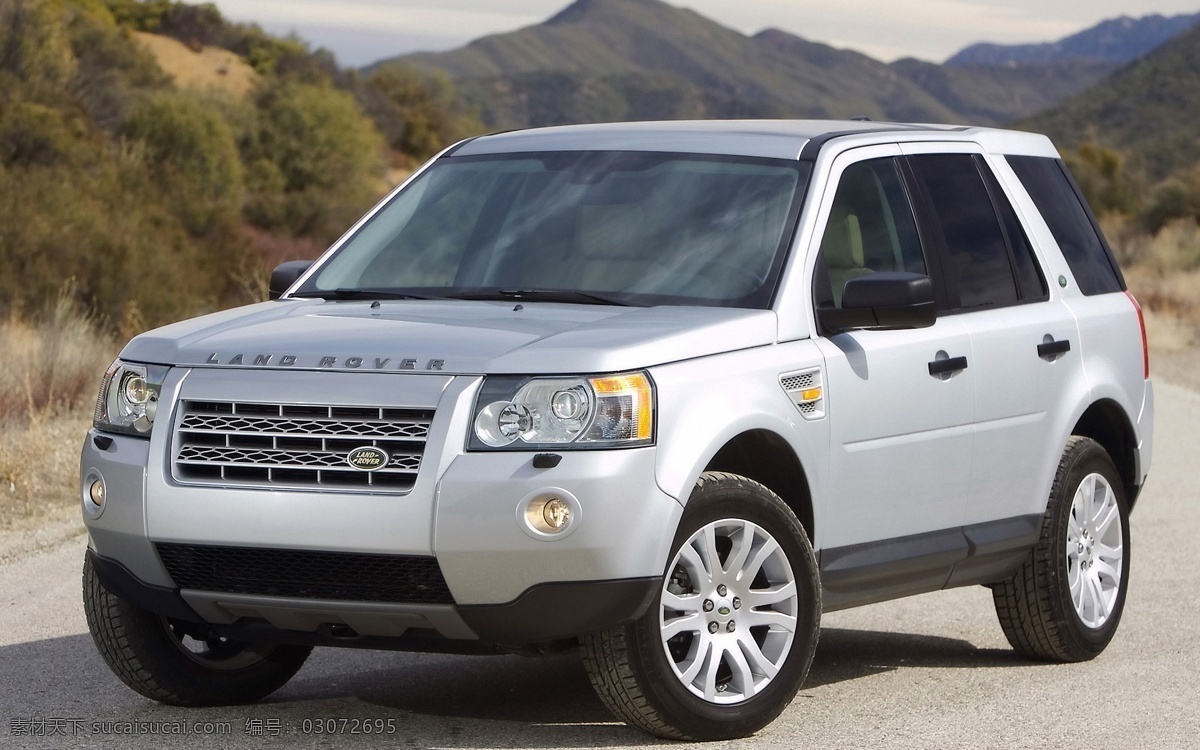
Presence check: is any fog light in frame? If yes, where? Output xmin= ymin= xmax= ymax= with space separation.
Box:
xmin=89 ymin=479 xmax=105 ymax=507
xmin=83 ymin=474 xmax=106 ymax=519
xmin=542 ymin=497 xmax=571 ymax=529
xmin=519 ymin=488 xmax=581 ymax=540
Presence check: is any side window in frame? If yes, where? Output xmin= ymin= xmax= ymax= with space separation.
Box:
xmin=814 ymin=158 xmax=925 ymax=308
xmin=908 ymin=153 xmax=1018 ymax=310
xmin=1007 ymin=155 xmax=1124 ymax=296
xmin=979 ymin=163 xmax=1048 ymax=301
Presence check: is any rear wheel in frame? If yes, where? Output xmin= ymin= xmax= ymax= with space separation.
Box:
xmin=83 ymin=554 xmax=312 ymax=705
xmin=993 ymin=437 xmax=1130 ymax=662
xmin=583 ymin=472 xmax=820 ymax=740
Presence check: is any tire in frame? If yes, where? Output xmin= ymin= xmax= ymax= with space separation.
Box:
xmin=993 ymin=436 xmax=1131 ymax=662
xmin=582 ymin=472 xmax=821 ymax=740
xmin=83 ymin=554 xmax=312 ymax=705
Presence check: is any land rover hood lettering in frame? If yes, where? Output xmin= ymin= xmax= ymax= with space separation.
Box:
xmin=119 ymin=301 xmax=776 ymax=374
xmin=204 ymin=353 xmax=445 ymax=370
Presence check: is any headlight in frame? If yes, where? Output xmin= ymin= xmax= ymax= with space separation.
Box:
xmin=470 ymin=371 xmax=655 ymax=450
xmin=93 ymin=360 xmax=168 ymax=436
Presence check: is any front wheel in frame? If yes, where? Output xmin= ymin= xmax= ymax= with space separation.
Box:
xmin=83 ymin=554 xmax=312 ymax=705
xmin=992 ymin=436 xmax=1131 ymax=662
xmin=582 ymin=472 xmax=821 ymax=740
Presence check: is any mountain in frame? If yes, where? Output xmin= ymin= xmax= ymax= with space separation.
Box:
xmin=947 ymin=13 xmax=1200 ymax=67
xmin=1025 ymin=23 xmax=1200 ymax=182
xmin=888 ymin=57 xmax=1114 ymax=125
xmin=385 ymin=0 xmax=1116 ymax=130
xmin=392 ymin=0 xmax=957 ymax=128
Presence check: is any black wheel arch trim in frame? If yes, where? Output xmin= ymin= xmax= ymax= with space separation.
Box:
xmin=86 ymin=549 xmax=206 ymax=624
xmin=458 ymin=577 xmax=661 ymax=645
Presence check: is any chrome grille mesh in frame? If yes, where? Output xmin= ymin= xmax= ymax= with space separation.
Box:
xmin=173 ymin=401 xmax=433 ymax=492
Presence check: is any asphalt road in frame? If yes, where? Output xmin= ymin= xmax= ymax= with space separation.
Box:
xmin=2 ymin=381 xmax=1197 ymax=750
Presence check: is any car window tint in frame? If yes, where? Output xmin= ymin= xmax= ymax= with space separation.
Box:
xmin=1006 ymin=156 xmax=1124 ymax=296
xmin=979 ymin=160 xmax=1048 ymax=301
xmin=908 ymin=154 xmax=1018 ymax=310
xmin=815 ymin=158 xmax=924 ymax=308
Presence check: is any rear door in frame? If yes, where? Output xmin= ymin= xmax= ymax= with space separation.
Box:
xmin=902 ymin=145 xmax=1083 ymax=580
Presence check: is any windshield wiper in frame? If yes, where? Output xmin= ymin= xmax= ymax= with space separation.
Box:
xmin=289 ymin=288 xmax=439 ymax=301
xmin=449 ymin=289 xmax=631 ymax=306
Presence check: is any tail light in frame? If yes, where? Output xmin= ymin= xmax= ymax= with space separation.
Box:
xmin=1124 ymin=290 xmax=1149 ymax=379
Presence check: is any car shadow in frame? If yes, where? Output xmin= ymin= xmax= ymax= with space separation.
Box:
xmin=1 ymin=628 xmax=1037 ymax=748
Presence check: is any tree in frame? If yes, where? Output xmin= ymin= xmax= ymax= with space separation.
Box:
xmin=244 ymin=79 xmax=385 ymax=239
xmin=122 ymin=90 xmax=244 ymax=236
xmin=364 ymin=63 xmax=484 ymax=162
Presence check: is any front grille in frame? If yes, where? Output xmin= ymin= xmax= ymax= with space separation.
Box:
xmin=156 ymin=543 xmax=454 ymax=603
xmin=173 ymin=400 xmax=433 ymax=492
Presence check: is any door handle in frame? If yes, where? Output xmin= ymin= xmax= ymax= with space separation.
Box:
xmin=1037 ymin=339 xmax=1071 ymax=358
xmin=928 ymin=356 xmax=968 ymax=376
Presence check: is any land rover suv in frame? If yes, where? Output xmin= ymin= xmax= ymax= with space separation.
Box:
xmin=81 ymin=120 xmax=1153 ymax=740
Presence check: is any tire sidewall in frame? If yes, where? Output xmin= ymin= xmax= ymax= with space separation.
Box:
xmin=626 ymin=474 xmax=821 ymax=740
xmin=1046 ymin=440 xmax=1131 ymax=656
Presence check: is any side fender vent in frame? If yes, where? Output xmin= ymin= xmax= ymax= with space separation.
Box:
xmin=779 ymin=368 xmax=825 ymax=421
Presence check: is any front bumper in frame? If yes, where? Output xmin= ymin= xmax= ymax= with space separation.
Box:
xmin=80 ymin=369 xmax=682 ymax=646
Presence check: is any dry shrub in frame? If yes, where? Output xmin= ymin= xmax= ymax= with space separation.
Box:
xmin=0 ymin=414 xmax=93 ymax=528
xmin=1104 ymin=216 xmax=1200 ymax=335
xmin=0 ymin=291 xmax=118 ymax=525
xmin=0 ymin=288 xmax=118 ymax=422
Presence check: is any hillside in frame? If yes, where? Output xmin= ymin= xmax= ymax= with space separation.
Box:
xmin=0 ymin=0 xmax=474 ymax=332
xmin=133 ymin=32 xmax=259 ymax=97
xmin=1025 ymin=22 xmax=1200 ymax=183
xmin=388 ymin=0 xmax=1115 ymax=130
xmin=394 ymin=0 xmax=955 ymax=127
xmin=948 ymin=13 xmax=1200 ymax=66
xmin=390 ymin=0 xmax=958 ymax=126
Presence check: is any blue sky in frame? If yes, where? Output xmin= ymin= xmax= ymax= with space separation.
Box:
xmin=206 ymin=0 xmax=1200 ymax=67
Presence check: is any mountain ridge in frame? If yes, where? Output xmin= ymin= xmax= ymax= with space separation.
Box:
xmin=947 ymin=12 xmax=1200 ymax=67
xmin=1025 ymin=22 xmax=1200 ymax=182
xmin=387 ymin=0 xmax=1114 ymax=130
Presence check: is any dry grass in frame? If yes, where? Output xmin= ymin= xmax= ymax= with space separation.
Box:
xmin=1104 ymin=216 xmax=1200 ymax=352
xmin=133 ymin=31 xmax=259 ymax=98
xmin=0 ymin=295 xmax=118 ymax=529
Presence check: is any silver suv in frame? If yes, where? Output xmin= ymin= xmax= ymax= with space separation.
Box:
xmin=81 ymin=120 xmax=1153 ymax=740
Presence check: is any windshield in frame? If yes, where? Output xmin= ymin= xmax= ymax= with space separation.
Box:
xmin=298 ymin=151 xmax=810 ymax=308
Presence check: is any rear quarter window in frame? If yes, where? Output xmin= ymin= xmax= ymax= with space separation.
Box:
xmin=1006 ymin=156 xmax=1125 ymax=296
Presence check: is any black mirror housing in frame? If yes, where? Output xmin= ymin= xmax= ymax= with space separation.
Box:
xmin=818 ymin=272 xmax=936 ymax=334
xmin=269 ymin=261 xmax=314 ymax=300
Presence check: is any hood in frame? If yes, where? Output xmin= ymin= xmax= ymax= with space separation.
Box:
xmin=121 ymin=299 xmax=779 ymax=375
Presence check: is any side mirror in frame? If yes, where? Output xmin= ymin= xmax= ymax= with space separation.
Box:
xmin=818 ymin=272 xmax=936 ymax=334
xmin=269 ymin=261 xmax=313 ymax=300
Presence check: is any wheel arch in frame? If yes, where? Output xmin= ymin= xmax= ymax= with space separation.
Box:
xmin=703 ymin=430 xmax=815 ymax=545
xmin=1071 ymin=398 xmax=1140 ymax=509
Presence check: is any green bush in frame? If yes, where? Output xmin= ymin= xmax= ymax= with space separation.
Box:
xmin=0 ymin=100 xmax=85 ymax=166
xmin=364 ymin=63 xmax=484 ymax=162
xmin=243 ymin=79 xmax=385 ymax=239
xmin=122 ymin=89 xmax=244 ymax=235
xmin=0 ymin=0 xmax=77 ymax=99
xmin=1064 ymin=143 xmax=1141 ymax=217
xmin=1140 ymin=167 xmax=1200 ymax=234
